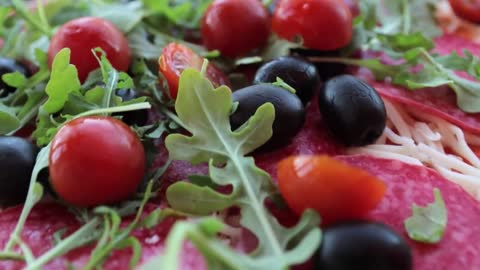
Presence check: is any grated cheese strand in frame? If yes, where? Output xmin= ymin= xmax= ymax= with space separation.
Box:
xmin=350 ymin=100 xmax=480 ymax=199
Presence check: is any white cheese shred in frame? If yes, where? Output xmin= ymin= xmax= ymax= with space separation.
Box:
xmin=349 ymin=100 xmax=480 ymax=199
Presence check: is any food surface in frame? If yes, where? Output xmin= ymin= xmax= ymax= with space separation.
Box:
xmin=1 ymin=0 xmax=480 ymax=270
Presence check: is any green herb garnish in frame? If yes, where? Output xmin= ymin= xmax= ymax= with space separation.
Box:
xmin=160 ymin=67 xmax=321 ymax=269
xmin=404 ymin=188 xmax=447 ymax=244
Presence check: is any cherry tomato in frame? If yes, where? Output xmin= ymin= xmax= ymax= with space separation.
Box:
xmin=48 ymin=17 xmax=131 ymax=82
xmin=201 ymin=0 xmax=271 ymax=57
xmin=158 ymin=43 xmax=231 ymax=99
xmin=449 ymin=0 xmax=480 ymax=24
xmin=49 ymin=116 xmax=146 ymax=207
xmin=272 ymin=0 xmax=353 ymax=51
xmin=277 ymin=155 xmax=386 ymax=225
xmin=343 ymin=0 xmax=360 ymax=17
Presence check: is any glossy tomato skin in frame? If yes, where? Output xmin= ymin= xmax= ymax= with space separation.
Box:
xmin=273 ymin=0 xmax=353 ymax=51
xmin=49 ymin=116 xmax=146 ymax=207
xmin=449 ymin=0 xmax=480 ymax=24
xmin=159 ymin=43 xmax=231 ymax=99
xmin=202 ymin=0 xmax=271 ymax=57
xmin=48 ymin=17 xmax=131 ymax=82
xmin=277 ymin=155 xmax=386 ymax=225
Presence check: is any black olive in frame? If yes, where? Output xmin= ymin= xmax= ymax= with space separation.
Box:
xmin=290 ymin=48 xmax=347 ymax=81
xmin=318 ymin=75 xmax=386 ymax=146
xmin=254 ymin=56 xmax=321 ymax=104
xmin=231 ymin=84 xmax=305 ymax=151
xmin=315 ymin=221 xmax=413 ymax=270
xmin=0 ymin=136 xmax=38 ymax=207
xmin=0 ymin=57 xmax=30 ymax=97
xmin=114 ymin=88 xmax=149 ymax=126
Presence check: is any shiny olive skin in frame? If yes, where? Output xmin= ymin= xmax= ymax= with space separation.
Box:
xmin=0 ymin=57 xmax=29 ymax=97
xmin=318 ymin=75 xmax=386 ymax=146
xmin=231 ymin=84 xmax=305 ymax=150
xmin=114 ymin=88 xmax=148 ymax=126
xmin=0 ymin=136 xmax=38 ymax=206
xmin=254 ymin=56 xmax=321 ymax=104
xmin=315 ymin=221 xmax=413 ymax=270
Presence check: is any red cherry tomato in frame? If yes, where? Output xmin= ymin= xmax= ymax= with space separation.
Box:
xmin=273 ymin=0 xmax=353 ymax=51
xmin=277 ymin=155 xmax=386 ymax=225
xmin=49 ymin=116 xmax=146 ymax=207
xmin=48 ymin=17 xmax=131 ymax=82
xmin=159 ymin=43 xmax=231 ymax=99
xmin=343 ymin=0 xmax=360 ymax=17
xmin=449 ymin=0 xmax=480 ymax=24
xmin=201 ymin=0 xmax=271 ymax=57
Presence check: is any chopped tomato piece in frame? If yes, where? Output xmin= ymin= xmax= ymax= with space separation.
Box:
xmin=449 ymin=0 xmax=480 ymax=24
xmin=158 ymin=43 xmax=231 ymax=99
xmin=277 ymin=155 xmax=387 ymax=225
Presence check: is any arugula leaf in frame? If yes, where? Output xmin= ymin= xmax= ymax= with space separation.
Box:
xmin=142 ymin=210 xmax=320 ymax=270
xmin=167 ymin=182 xmax=234 ymax=215
xmin=2 ymin=71 xmax=28 ymax=89
xmin=164 ymin=68 xmax=320 ymax=269
xmin=82 ymin=181 xmax=156 ymax=270
xmin=0 ymin=103 xmax=20 ymax=134
xmin=92 ymin=1 xmax=144 ymax=33
xmin=43 ymin=48 xmax=81 ymax=114
xmin=404 ymin=188 xmax=447 ymax=244
xmin=142 ymin=0 xmax=212 ymax=29
xmin=25 ymin=218 xmax=102 ymax=270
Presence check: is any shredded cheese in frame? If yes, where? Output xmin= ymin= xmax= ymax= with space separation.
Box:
xmin=350 ymin=100 xmax=480 ymax=199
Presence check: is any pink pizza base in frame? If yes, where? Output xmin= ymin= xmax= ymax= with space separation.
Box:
xmin=1 ymin=99 xmax=479 ymax=269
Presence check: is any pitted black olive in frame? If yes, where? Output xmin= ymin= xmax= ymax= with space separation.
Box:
xmin=318 ymin=75 xmax=386 ymax=146
xmin=0 ymin=136 xmax=38 ymax=207
xmin=0 ymin=57 xmax=30 ymax=97
xmin=254 ymin=56 xmax=321 ymax=104
xmin=114 ymin=88 xmax=149 ymax=126
xmin=290 ymin=48 xmax=347 ymax=81
xmin=231 ymin=84 xmax=305 ymax=150
xmin=314 ymin=221 xmax=413 ymax=270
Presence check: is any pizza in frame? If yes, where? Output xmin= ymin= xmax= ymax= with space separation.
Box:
xmin=0 ymin=0 xmax=480 ymax=270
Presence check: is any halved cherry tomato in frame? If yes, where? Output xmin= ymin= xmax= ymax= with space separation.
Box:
xmin=48 ymin=17 xmax=131 ymax=82
xmin=49 ymin=116 xmax=146 ymax=207
xmin=449 ymin=0 xmax=480 ymax=24
xmin=159 ymin=43 xmax=231 ymax=99
xmin=201 ymin=0 xmax=271 ymax=57
xmin=277 ymin=155 xmax=386 ymax=225
xmin=272 ymin=0 xmax=353 ymax=51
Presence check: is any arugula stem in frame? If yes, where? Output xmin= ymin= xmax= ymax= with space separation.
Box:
xmin=35 ymin=0 xmax=51 ymax=34
xmin=74 ymin=102 xmax=151 ymax=119
xmin=0 ymin=252 xmax=25 ymax=261
xmin=191 ymin=89 xmax=284 ymax=257
xmin=4 ymin=149 xmax=48 ymax=252
xmin=200 ymin=59 xmax=209 ymax=76
xmin=231 ymin=158 xmax=283 ymax=255
xmin=11 ymin=0 xmax=51 ymax=37
xmin=83 ymin=182 xmax=154 ymax=270
xmin=401 ymin=0 xmax=411 ymax=34
xmin=25 ymin=218 xmax=102 ymax=270
xmin=188 ymin=230 xmax=244 ymax=270
xmin=7 ymin=97 xmax=48 ymax=136
xmin=262 ymin=0 xmax=274 ymax=7
xmin=159 ymin=106 xmax=187 ymax=130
